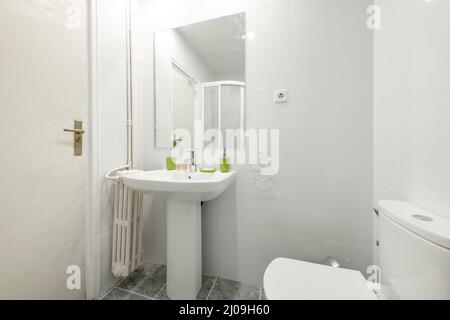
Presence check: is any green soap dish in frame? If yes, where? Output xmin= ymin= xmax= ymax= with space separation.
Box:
xmin=200 ymin=168 xmax=217 ymax=173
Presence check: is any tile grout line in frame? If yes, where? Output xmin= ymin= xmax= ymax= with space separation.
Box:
xmin=113 ymin=276 xmax=127 ymax=290
xmin=114 ymin=286 xmax=155 ymax=300
xmin=154 ymin=283 xmax=167 ymax=300
xmin=205 ymin=277 xmax=218 ymax=301
xmin=98 ymin=286 xmax=115 ymax=300
xmin=99 ymin=276 xmax=127 ymax=300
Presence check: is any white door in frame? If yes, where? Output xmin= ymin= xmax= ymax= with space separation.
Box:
xmin=172 ymin=66 xmax=197 ymax=142
xmin=0 ymin=0 xmax=88 ymax=299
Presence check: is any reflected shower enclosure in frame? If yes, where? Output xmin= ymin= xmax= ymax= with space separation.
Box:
xmin=202 ymin=81 xmax=245 ymax=149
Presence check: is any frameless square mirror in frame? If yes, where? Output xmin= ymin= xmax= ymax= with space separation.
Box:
xmin=154 ymin=13 xmax=246 ymax=150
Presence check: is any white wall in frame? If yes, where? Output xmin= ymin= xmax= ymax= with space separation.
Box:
xmin=136 ymin=0 xmax=374 ymax=286
xmin=216 ymin=70 xmax=246 ymax=82
xmin=91 ymin=0 xmax=129 ymax=296
xmin=373 ymin=0 xmax=450 ymax=262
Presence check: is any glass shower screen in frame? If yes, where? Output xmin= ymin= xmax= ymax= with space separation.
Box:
xmin=201 ymin=81 xmax=245 ymax=150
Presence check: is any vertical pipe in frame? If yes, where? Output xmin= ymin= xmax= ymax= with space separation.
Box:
xmin=123 ymin=0 xmax=134 ymax=275
xmin=125 ymin=0 xmax=133 ymax=168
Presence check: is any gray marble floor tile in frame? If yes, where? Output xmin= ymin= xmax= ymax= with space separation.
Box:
xmin=154 ymin=286 xmax=170 ymax=300
xmin=207 ymin=278 xmax=260 ymax=300
xmin=155 ymin=276 xmax=217 ymax=300
xmin=102 ymin=288 xmax=150 ymax=300
xmin=103 ymin=263 xmax=263 ymax=301
xmin=117 ymin=263 xmax=166 ymax=298
xmin=197 ymin=276 xmax=216 ymax=300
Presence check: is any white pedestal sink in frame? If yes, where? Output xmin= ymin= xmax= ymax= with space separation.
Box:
xmin=122 ymin=170 xmax=235 ymax=300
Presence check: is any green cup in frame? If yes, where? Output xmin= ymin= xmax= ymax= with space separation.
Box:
xmin=166 ymin=157 xmax=176 ymax=171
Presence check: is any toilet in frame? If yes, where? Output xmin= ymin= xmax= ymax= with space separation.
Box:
xmin=264 ymin=201 xmax=450 ymax=300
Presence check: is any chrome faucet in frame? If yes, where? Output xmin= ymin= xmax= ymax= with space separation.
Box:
xmin=190 ymin=150 xmax=197 ymax=172
xmin=172 ymin=134 xmax=183 ymax=148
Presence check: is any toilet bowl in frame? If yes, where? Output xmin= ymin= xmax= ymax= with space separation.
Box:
xmin=264 ymin=201 xmax=450 ymax=300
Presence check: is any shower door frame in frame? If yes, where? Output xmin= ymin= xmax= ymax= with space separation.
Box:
xmin=200 ymin=81 xmax=246 ymax=150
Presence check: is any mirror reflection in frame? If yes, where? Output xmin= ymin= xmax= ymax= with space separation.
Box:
xmin=154 ymin=13 xmax=246 ymax=150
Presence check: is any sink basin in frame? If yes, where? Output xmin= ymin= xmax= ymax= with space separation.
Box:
xmin=122 ymin=170 xmax=235 ymax=201
xmin=122 ymin=170 xmax=236 ymax=300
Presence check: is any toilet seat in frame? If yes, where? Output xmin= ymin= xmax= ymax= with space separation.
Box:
xmin=263 ymin=258 xmax=378 ymax=300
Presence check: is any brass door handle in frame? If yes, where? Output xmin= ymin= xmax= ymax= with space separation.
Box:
xmin=64 ymin=128 xmax=85 ymax=134
xmin=64 ymin=121 xmax=84 ymax=156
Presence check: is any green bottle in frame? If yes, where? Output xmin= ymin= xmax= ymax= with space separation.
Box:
xmin=220 ymin=149 xmax=230 ymax=173
xmin=166 ymin=157 xmax=176 ymax=171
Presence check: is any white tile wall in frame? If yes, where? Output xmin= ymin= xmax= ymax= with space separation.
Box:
xmin=136 ymin=0 xmax=374 ymax=286
xmin=374 ymin=0 xmax=450 ymax=262
xmin=374 ymin=0 xmax=450 ymax=216
xmin=246 ymin=3 xmax=293 ymax=66
xmin=95 ymin=0 xmax=129 ymax=295
xmin=292 ymin=0 xmax=372 ymax=59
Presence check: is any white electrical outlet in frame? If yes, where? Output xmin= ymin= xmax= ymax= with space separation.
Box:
xmin=274 ymin=90 xmax=288 ymax=103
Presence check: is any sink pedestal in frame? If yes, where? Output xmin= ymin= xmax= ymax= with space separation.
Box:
xmin=166 ymin=199 xmax=202 ymax=300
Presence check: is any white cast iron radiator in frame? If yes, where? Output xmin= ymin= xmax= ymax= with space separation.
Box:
xmin=106 ymin=168 xmax=144 ymax=278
